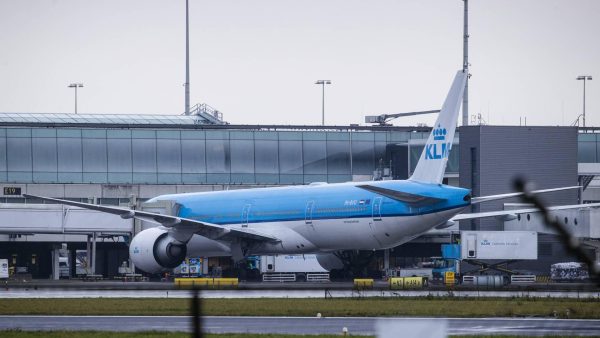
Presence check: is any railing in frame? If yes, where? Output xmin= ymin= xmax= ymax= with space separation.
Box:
xmin=462 ymin=275 xmax=476 ymax=284
xmin=306 ymin=273 xmax=330 ymax=282
xmin=188 ymin=103 xmax=226 ymax=125
xmin=510 ymin=275 xmax=536 ymax=284
xmin=262 ymin=273 xmax=296 ymax=282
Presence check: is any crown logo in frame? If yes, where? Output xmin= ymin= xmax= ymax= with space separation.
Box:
xmin=433 ymin=124 xmax=447 ymax=141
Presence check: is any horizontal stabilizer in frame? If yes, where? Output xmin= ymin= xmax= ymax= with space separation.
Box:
xmin=471 ymin=186 xmax=581 ymax=204
xmin=356 ymin=185 xmax=446 ymax=206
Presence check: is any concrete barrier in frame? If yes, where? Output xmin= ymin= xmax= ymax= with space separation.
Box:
xmin=353 ymin=278 xmax=374 ymax=290
xmin=174 ymin=277 xmax=238 ymax=289
xmin=389 ymin=277 xmax=425 ymax=290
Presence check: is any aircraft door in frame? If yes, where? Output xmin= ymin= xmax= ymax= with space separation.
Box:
xmin=241 ymin=204 xmax=251 ymax=228
xmin=372 ymin=197 xmax=383 ymax=221
xmin=305 ymin=201 xmax=314 ymax=225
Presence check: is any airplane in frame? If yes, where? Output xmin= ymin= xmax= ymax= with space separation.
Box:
xmin=24 ymin=70 xmax=597 ymax=274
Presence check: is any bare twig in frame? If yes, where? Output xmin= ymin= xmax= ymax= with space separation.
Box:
xmin=513 ymin=176 xmax=600 ymax=285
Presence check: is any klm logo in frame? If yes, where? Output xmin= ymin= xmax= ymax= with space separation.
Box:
xmin=425 ymin=125 xmax=451 ymax=160
xmin=481 ymin=239 xmax=491 ymax=246
xmin=433 ymin=126 xmax=447 ymax=141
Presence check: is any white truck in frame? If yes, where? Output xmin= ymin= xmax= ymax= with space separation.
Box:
xmin=459 ymin=231 xmax=538 ymax=284
xmin=260 ymin=254 xmax=329 ymax=282
xmin=399 ymin=267 xmax=433 ymax=279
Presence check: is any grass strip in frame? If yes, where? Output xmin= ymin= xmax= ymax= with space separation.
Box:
xmin=0 ymin=297 xmax=599 ymax=318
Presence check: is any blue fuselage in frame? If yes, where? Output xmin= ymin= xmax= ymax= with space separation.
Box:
xmin=152 ymin=180 xmax=471 ymax=227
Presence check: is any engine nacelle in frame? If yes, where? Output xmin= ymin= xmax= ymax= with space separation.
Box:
xmin=315 ymin=253 xmax=344 ymax=271
xmin=129 ymin=227 xmax=187 ymax=274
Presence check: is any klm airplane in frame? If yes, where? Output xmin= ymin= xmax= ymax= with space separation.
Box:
xmin=25 ymin=70 xmax=588 ymax=273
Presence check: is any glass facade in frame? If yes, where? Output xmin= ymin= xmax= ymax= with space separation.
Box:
xmin=408 ymin=142 xmax=460 ymax=174
xmin=0 ymin=127 xmax=460 ymax=185
xmin=578 ymin=133 xmax=600 ymax=163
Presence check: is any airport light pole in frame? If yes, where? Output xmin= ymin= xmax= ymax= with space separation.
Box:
xmin=315 ymin=80 xmax=331 ymax=125
xmin=184 ymin=0 xmax=190 ymax=115
xmin=68 ymin=83 xmax=83 ymax=114
xmin=462 ymin=0 xmax=470 ymax=126
xmin=577 ymin=75 xmax=592 ymax=127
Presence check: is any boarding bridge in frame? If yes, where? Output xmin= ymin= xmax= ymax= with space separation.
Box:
xmin=0 ymin=203 xmax=133 ymax=280
xmin=503 ymin=203 xmax=600 ymax=239
xmin=423 ymin=204 xmax=600 ymax=239
xmin=0 ymin=203 xmax=133 ymax=235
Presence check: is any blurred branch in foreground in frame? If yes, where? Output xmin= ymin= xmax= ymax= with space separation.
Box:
xmin=513 ymin=176 xmax=600 ymax=286
xmin=191 ymin=287 xmax=203 ymax=338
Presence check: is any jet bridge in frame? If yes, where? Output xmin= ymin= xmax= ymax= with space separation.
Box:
xmin=503 ymin=203 xmax=600 ymax=239
xmin=0 ymin=203 xmax=133 ymax=235
xmin=0 ymin=203 xmax=133 ymax=279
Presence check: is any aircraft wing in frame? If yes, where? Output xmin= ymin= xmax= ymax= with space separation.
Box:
xmin=452 ymin=202 xmax=600 ymax=221
xmin=22 ymin=194 xmax=280 ymax=243
xmin=471 ymin=186 xmax=581 ymax=204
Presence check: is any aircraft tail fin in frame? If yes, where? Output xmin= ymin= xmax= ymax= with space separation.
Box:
xmin=409 ymin=70 xmax=467 ymax=184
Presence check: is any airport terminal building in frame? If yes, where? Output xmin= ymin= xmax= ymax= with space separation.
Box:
xmin=0 ymin=113 xmax=457 ymax=189
xmin=0 ymin=112 xmax=598 ymax=279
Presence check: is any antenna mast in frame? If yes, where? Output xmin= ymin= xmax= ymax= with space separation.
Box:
xmin=462 ymin=0 xmax=469 ymax=126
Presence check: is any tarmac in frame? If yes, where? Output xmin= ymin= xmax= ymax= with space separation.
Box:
xmin=2 ymin=279 xmax=599 ymax=335
xmin=2 ymin=278 xmax=600 ymax=292
xmin=2 ymin=278 xmax=600 ymax=298
xmin=2 ymin=315 xmax=600 ymax=336
xmin=3 ymin=288 xmax=600 ymax=299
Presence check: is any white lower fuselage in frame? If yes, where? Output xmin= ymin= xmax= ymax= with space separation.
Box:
xmin=185 ymin=207 xmax=466 ymax=257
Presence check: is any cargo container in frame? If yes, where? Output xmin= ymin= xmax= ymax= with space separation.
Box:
xmin=0 ymin=259 xmax=8 ymax=279
xmin=260 ymin=254 xmax=329 ymax=282
xmin=460 ymin=231 xmax=538 ymax=260
xmin=550 ymin=262 xmax=589 ymax=282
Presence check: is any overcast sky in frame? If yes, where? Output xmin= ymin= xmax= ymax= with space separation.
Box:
xmin=1 ymin=0 xmax=598 ymax=127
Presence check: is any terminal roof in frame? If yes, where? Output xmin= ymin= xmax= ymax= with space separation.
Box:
xmin=0 ymin=112 xmax=218 ymax=126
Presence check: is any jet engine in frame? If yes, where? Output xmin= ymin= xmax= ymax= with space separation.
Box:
xmin=129 ymin=227 xmax=187 ymax=273
xmin=315 ymin=253 xmax=344 ymax=271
